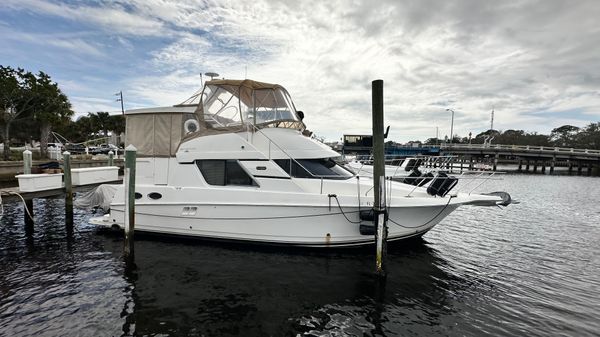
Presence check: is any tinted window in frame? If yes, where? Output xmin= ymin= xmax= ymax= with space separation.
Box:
xmin=274 ymin=159 xmax=353 ymax=180
xmin=196 ymin=160 xmax=256 ymax=186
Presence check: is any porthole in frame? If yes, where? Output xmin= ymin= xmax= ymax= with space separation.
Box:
xmin=148 ymin=192 xmax=162 ymax=200
xmin=135 ymin=192 xmax=142 ymax=199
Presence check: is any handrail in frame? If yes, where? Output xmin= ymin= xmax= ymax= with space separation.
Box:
xmin=246 ymin=123 xmax=350 ymax=180
xmin=439 ymin=143 xmax=600 ymax=155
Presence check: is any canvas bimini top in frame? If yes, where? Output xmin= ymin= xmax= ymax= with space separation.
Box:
xmin=125 ymin=79 xmax=306 ymax=157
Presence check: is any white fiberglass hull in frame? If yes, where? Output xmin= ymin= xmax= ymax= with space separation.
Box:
xmin=88 ymin=184 xmax=493 ymax=247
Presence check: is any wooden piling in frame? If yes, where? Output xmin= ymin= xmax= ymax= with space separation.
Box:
xmin=23 ymin=150 xmax=35 ymax=228
xmin=372 ymin=79 xmax=387 ymax=277
xmin=518 ymin=158 xmax=523 ymax=171
xmin=550 ymin=156 xmax=555 ymax=174
xmin=23 ymin=150 xmax=32 ymax=174
xmin=587 ymin=163 xmax=593 ymax=176
xmin=108 ymin=150 xmax=114 ymax=166
xmin=526 ymin=160 xmax=530 ymax=171
xmin=577 ymin=161 xmax=583 ymax=175
xmin=469 ymin=156 xmax=474 ymax=170
xmin=533 ymin=160 xmax=538 ymax=173
xmin=541 ymin=161 xmax=546 ymax=174
xmin=63 ymin=151 xmax=73 ymax=226
xmin=568 ymin=161 xmax=573 ymax=174
xmin=124 ymin=145 xmax=137 ymax=260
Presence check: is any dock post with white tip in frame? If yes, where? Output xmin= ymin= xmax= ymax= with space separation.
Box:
xmin=63 ymin=151 xmax=73 ymax=226
xmin=23 ymin=150 xmax=34 ymax=228
xmin=123 ymin=145 xmax=137 ymax=259
xmin=372 ymin=79 xmax=388 ymax=277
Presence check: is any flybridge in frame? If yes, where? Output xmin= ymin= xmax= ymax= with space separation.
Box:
xmin=124 ymin=79 xmax=307 ymax=157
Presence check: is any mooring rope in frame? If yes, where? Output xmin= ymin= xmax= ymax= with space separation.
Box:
xmin=329 ymin=194 xmax=362 ymax=224
xmin=1 ymin=191 xmax=35 ymax=223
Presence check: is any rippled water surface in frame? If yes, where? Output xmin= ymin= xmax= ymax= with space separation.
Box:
xmin=1 ymin=174 xmax=599 ymax=336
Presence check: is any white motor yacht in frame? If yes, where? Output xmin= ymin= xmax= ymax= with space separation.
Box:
xmin=90 ymin=79 xmax=508 ymax=247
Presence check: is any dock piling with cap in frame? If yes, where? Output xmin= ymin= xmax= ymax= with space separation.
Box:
xmin=63 ymin=151 xmax=73 ymax=227
xmin=372 ymin=79 xmax=388 ymax=277
xmin=123 ymin=145 xmax=137 ymax=261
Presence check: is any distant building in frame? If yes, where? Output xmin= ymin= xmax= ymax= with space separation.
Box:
xmin=342 ymin=134 xmax=440 ymax=157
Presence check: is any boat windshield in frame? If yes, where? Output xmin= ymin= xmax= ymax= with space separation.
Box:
xmin=200 ymin=81 xmax=300 ymax=129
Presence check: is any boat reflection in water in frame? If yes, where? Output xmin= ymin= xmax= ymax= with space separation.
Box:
xmin=108 ymin=234 xmax=466 ymax=336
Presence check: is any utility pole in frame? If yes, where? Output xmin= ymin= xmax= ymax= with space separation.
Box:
xmin=115 ymin=91 xmax=125 ymax=115
xmin=490 ymin=107 xmax=495 ymax=131
xmin=446 ymin=108 xmax=455 ymax=144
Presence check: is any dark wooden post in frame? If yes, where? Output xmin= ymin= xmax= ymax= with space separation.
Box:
xmin=23 ymin=150 xmax=34 ymax=229
xmin=577 ymin=161 xmax=583 ymax=175
xmin=518 ymin=158 xmax=523 ymax=171
xmin=541 ymin=161 xmax=546 ymax=173
xmin=550 ymin=156 xmax=555 ymax=174
xmin=63 ymin=151 xmax=73 ymax=227
xmin=124 ymin=145 xmax=137 ymax=260
xmin=372 ymin=80 xmax=387 ymax=277
xmin=568 ymin=160 xmax=573 ymax=174
xmin=526 ymin=160 xmax=530 ymax=172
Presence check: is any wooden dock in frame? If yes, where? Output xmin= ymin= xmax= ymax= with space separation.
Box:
xmin=0 ymin=179 xmax=122 ymax=203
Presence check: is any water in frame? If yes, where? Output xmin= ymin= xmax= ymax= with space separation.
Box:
xmin=1 ymin=174 xmax=599 ymax=336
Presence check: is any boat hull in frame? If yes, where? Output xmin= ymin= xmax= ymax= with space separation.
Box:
xmin=91 ymin=202 xmax=459 ymax=248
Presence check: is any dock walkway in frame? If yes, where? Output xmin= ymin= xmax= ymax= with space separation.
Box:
xmin=0 ymin=179 xmax=122 ymax=203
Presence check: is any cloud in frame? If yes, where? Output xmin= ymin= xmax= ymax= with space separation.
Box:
xmin=4 ymin=0 xmax=167 ymax=36
xmin=4 ymin=0 xmax=600 ymax=142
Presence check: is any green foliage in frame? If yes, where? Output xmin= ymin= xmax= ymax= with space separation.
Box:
xmin=54 ymin=112 xmax=125 ymax=143
xmin=0 ymin=65 xmax=74 ymax=158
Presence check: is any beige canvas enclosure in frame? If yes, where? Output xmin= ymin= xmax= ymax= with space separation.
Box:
xmin=125 ymin=79 xmax=305 ymax=157
xmin=125 ymin=111 xmax=196 ymax=157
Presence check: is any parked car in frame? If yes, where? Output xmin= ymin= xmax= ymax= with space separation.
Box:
xmin=47 ymin=142 xmax=64 ymax=151
xmin=65 ymin=143 xmax=86 ymax=154
xmin=90 ymin=144 xmax=122 ymax=155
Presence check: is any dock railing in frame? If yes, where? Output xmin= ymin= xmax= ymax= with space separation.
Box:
xmin=440 ymin=143 xmax=600 ymax=156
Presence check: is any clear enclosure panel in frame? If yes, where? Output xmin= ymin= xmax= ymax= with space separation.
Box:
xmin=245 ymin=88 xmax=298 ymax=125
xmin=202 ymin=85 xmax=242 ymax=127
xmin=202 ymin=84 xmax=299 ymax=128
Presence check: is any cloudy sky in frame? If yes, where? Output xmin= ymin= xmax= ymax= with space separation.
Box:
xmin=1 ymin=0 xmax=599 ymax=142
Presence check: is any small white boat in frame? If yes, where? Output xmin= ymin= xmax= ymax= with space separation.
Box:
xmin=90 ymin=79 xmax=509 ymax=247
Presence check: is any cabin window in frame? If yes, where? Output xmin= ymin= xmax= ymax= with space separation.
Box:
xmin=196 ymin=160 xmax=257 ymax=186
xmin=274 ymin=159 xmax=353 ymax=180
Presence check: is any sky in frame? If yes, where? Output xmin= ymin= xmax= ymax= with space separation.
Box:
xmin=1 ymin=0 xmax=599 ymax=142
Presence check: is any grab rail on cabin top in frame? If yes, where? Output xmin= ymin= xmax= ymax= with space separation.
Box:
xmin=440 ymin=143 xmax=600 ymax=156
xmin=244 ymin=123 xmax=349 ymax=180
xmin=350 ymin=155 xmax=457 ymax=177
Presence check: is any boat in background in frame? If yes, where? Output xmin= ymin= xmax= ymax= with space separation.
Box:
xmin=90 ymin=79 xmax=510 ymax=247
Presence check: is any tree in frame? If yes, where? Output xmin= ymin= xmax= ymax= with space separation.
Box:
xmin=0 ymin=66 xmax=39 ymax=160
xmin=550 ymin=125 xmax=580 ymax=147
xmin=108 ymin=114 xmax=125 ymax=136
xmin=576 ymin=122 xmax=600 ymax=149
xmin=33 ymin=71 xmax=72 ymax=158
xmin=89 ymin=112 xmax=112 ymax=141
